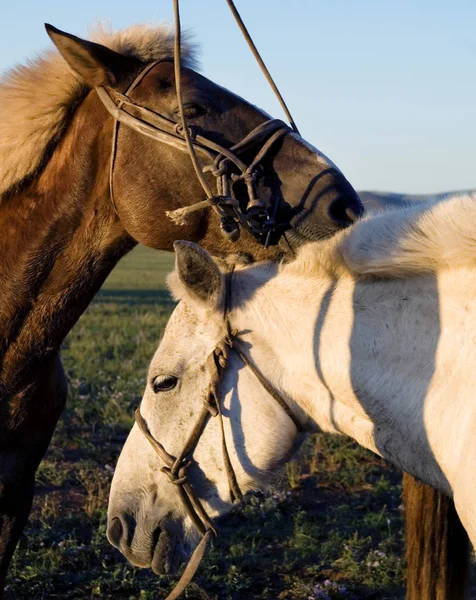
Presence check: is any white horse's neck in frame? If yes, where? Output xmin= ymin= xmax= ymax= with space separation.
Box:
xmin=232 ymin=263 xmax=476 ymax=497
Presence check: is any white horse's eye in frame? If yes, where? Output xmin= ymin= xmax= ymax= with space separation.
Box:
xmin=152 ymin=375 xmax=178 ymax=393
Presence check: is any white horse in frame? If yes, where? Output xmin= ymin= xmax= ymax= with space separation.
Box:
xmin=108 ymin=192 xmax=476 ymax=582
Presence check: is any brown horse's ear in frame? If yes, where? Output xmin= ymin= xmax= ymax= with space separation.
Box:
xmin=45 ymin=24 xmax=132 ymax=88
xmin=170 ymin=241 xmax=223 ymax=307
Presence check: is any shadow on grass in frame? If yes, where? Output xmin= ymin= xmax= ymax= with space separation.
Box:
xmin=95 ymin=289 xmax=175 ymax=306
xmin=186 ymin=484 xmax=406 ymax=600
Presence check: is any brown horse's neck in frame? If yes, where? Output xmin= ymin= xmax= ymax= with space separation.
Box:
xmin=0 ymin=91 xmax=134 ymax=412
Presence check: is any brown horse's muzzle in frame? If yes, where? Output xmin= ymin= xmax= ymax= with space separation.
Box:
xmin=289 ymin=168 xmax=363 ymax=243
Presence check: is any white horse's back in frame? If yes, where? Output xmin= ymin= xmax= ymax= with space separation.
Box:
xmin=343 ymin=192 xmax=476 ymax=277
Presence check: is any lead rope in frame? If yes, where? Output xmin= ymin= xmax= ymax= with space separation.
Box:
xmin=163 ymin=531 xmax=214 ymax=600
xmin=172 ymin=0 xmax=212 ymax=200
xmin=224 ymin=0 xmax=300 ymax=135
xmin=166 ymin=0 xmax=299 ymax=225
xmin=167 ymin=0 xmax=216 ymax=226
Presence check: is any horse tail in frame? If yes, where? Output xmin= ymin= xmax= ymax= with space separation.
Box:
xmin=403 ymin=473 xmax=471 ymax=600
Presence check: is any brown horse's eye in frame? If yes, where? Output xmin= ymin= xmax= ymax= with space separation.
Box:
xmin=175 ymin=104 xmax=206 ymax=120
xmin=152 ymin=375 xmax=178 ymax=393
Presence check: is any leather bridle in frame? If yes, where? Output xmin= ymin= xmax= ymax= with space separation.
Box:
xmin=95 ymin=0 xmax=300 ymax=248
xmin=97 ymin=76 xmax=292 ymax=246
xmin=134 ymin=269 xmax=303 ymax=600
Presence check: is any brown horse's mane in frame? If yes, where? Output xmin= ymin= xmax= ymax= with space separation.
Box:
xmin=0 ymin=22 xmax=198 ymax=198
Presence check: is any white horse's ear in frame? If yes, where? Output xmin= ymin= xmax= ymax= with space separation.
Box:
xmin=169 ymin=241 xmax=223 ymax=307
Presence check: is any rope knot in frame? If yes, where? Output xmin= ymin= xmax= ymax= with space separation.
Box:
xmin=203 ymin=160 xmax=228 ymax=178
xmin=214 ymin=334 xmax=236 ymax=369
xmin=161 ymin=463 xmax=190 ymax=486
xmin=231 ymin=169 xmax=259 ymax=184
xmin=244 ymin=169 xmax=259 ymax=182
xmin=174 ymin=122 xmax=197 ymax=140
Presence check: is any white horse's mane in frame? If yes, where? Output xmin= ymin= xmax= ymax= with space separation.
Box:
xmin=286 ymin=193 xmax=476 ymax=280
xmin=0 ymin=23 xmax=197 ymax=197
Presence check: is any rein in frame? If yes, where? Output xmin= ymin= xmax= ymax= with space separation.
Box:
xmin=95 ymin=0 xmax=299 ymax=247
xmin=135 ymin=270 xmax=302 ymax=599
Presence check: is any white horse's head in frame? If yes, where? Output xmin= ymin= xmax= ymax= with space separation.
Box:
xmin=107 ymin=242 xmax=303 ymax=575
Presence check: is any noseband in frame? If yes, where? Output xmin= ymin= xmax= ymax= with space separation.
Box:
xmin=95 ymin=0 xmax=300 ymax=247
xmin=134 ymin=270 xmax=303 ymax=599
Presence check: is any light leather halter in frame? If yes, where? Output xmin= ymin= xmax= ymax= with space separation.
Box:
xmin=134 ymin=270 xmax=303 ymax=600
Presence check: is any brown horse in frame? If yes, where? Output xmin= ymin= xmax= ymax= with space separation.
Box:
xmin=0 ymin=23 xmax=364 ymax=593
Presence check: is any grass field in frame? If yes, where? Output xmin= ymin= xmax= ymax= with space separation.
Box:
xmin=5 ymin=245 xmax=408 ymax=599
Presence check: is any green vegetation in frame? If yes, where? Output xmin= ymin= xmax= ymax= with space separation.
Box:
xmin=6 ymin=245 xmax=408 ymax=599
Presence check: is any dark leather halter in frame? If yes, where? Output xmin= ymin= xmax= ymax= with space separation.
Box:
xmin=97 ymin=75 xmax=292 ymax=246
xmin=95 ymin=0 xmax=300 ymax=248
xmin=134 ymin=270 xmax=303 ymax=599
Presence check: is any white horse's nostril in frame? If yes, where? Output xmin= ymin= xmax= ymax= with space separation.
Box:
xmin=107 ymin=516 xmax=124 ymax=549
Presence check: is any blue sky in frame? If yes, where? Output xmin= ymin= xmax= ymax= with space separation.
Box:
xmin=1 ymin=0 xmax=476 ymax=194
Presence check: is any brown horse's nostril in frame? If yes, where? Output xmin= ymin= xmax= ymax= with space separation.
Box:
xmin=329 ymin=188 xmax=364 ymax=225
xmin=329 ymin=197 xmax=356 ymax=227
xmin=107 ymin=516 xmax=125 ymax=549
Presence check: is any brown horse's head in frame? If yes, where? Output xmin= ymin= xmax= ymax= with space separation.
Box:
xmin=47 ymin=26 xmax=363 ymax=259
